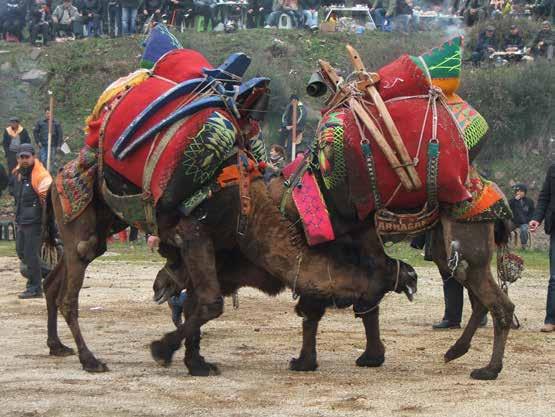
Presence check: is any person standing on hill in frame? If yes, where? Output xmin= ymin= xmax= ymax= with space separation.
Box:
xmin=121 ymin=0 xmax=140 ymax=34
xmin=3 ymin=117 xmax=31 ymax=174
xmin=509 ymin=184 xmax=534 ymax=249
xmin=12 ymin=144 xmax=52 ymax=299
xmin=279 ymin=94 xmax=305 ymax=160
xmin=33 ymin=108 xmax=63 ymax=172
xmin=529 ymin=162 xmax=555 ymax=332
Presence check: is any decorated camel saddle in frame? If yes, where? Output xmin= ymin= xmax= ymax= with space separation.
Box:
xmin=283 ymin=37 xmax=511 ymax=244
xmin=56 ymin=25 xmax=270 ymax=233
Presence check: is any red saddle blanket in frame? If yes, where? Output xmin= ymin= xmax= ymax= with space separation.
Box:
xmin=84 ymin=49 xmax=235 ymax=205
xmin=318 ymin=55 xmax=471 ymax=220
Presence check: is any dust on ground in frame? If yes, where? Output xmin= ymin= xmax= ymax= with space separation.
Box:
xmin=0 ymin=256 xmax=553 ymax=417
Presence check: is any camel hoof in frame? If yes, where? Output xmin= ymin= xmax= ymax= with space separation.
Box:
xmin=150 ymin=340 xmax=174 ymax=367
xmin=356 ymin=352 xmax=385 ymax=368
xmin=49 ymin=344 xmax=75 ymax=357
xmin=470 ymin=367 xmax=500 ymax=380
xmin=444 ymin=344 xmax=470 ymax=363
xmin=289 ymin=356 xmax=318 ymax=372
xmin=82 ymin=359 xmax=109 ymax=373
xmin=186 ymin=360 xmax=221 ymax=377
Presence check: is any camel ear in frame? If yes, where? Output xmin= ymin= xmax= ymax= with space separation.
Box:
xmin=410 ymin=36 xmax=463 ymax=101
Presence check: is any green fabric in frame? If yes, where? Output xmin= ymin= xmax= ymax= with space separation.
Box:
xmin=411 ymin=37 xmax=462 ymax=80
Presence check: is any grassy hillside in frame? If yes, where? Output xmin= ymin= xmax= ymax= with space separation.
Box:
xmin=0 ymin=26 xmax=553 ymax=195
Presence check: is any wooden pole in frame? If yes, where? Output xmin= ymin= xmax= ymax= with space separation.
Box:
xmin=346 ymin=45 xmax=422 ymax=191
xmin=47 ymin=91 xmax=54 ymax=172
xmin=291 ymin=98 xmax=297 ymax=161
xmin=350 ymin=99 xmax=414 ymax=191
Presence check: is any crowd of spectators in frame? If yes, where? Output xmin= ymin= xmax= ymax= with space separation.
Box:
xmin=0 ymin=0 xmax=553 ymax=44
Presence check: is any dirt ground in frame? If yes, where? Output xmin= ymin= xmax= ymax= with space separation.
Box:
xmin=0 ymin=255 xmax=553 ymax=417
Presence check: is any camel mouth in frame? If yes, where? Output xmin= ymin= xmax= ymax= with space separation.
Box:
xmin=403 ymin=284 xmax=415 ymax=302
xmin=153 ymin=287 xmax=174 ymax=305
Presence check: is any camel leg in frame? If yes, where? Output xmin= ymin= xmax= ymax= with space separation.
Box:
xmin=44 ymin=260 xmax=74 ymax=356
xmin=355 ymin=306 xmax=385 ymax=367
xmin=151 ymin=219 xmax=223 ymax=376
xmin=289 ymin=295 xmax=326 ymax=372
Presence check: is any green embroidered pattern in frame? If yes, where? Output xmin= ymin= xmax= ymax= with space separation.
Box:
xmin=317 ymin=111 xmax=346 ymax=190
xmin=411 ymin=37 xmax=462 ymax=80
xmin=181 ymin=111 xmax=237 ymax=187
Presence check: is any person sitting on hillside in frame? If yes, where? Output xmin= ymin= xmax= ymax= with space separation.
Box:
xmin=28 ymin=0 xmax=52 ymax=46
xmin=459 ymin=0 xmax=487 ymax=26
xmin=387 ymin=0 xmax=413 ymax=33
xmin=503 ymin=24 xmax=524 ymax=51
xmin=264 ymin=144 xmax=286 ymax=182
xmin=509 ymin=184 xmax=535 ymax=250
xmin=2 ymin=0 xmax=27 ymax=41
xmin=52 ymin=0 xmax=80 ymax=38
xmin=300 ymin=0 xmax=320 ymax=30
xmin=139 ymin=0 xmax=167 ymax=29
xmin=529 ymin=20 xmax=554 ymax=59
xmin=471 ymin=26 xmax=498 ymax=65
xmin=370 ymin=0 xmax=391 ymax=31
xmin=265 ymin=0 xmax=301 ymax=28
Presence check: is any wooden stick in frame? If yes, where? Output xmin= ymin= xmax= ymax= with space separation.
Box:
xmin=346 ymin=45 xmax=422 ymax=191
xmin=350 ymin=98 xmax=413 ymax=191
xmin=47 ymin=91 xmax=54 ymax=172
xmin=291 ymin=98 xmax=297 ymax=161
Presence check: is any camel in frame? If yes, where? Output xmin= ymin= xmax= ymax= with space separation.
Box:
xmin=44 ymin=171 xmax=417 ymax=376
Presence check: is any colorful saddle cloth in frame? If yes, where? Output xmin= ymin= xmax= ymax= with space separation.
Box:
xmin=316 ymin=37 xmax=489 ymax=221
xmin=448 ymin=167 xmax=512 ymax=222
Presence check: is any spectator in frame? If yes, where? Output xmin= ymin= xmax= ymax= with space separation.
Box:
xmin=529 ymin=20 xmax=554 ymax=59
xmin=258 ymin=0 xmax=273 ymax=26
xmin=264 ymin=144 xmax=286 ymax=182
xmin=387 ymin=0 xmax=413 ymax=33
xmin=265 ymin=0 xmax=301 ymax=28
xmin=509 ymin=184 xmax=534 ymax=249
xmin=139 ymin=0 xmax=167 ymax=29
xmin=370 ymin=0 xmax=391 ymax=31
xmin=12 ymin=144 xmax=53 ymax=299
xmin=503 ymin=24 xmax=524 ymax=51
xmin=33 ymin=108 xmax=63 ymax=171
xmin=2 ymin=0 xmax=27 ymax=41
xmin=3 ymin=117 xmax=31 ymax=174
xmin=279 ymin=94 xmax=305 ymax=160
xmin=529 ymin=162 xmax=555 ymax=332
xmin=52 ymin=0 xmax=80 ymax=38
xmin=105 ymin=0 xmax=121 ymax=37
xmin=300 ymin=0 xmax=319 ymax=30
xmin=28 ymin=0 xmax=52 ymax=46
xmin=471 ymin=26 xmax=498 ymax=66
xmin=193 ymin=0 xmax=217 ymax=32
xmin=167 ymin=0 xmax=194 ymax=29
xmin=246 ymin=0 xmax=260 ymax=28
xmin=79 ymin=0 xmax=103 ymax=37
xmin=532 ymin=0 xmax=554 ymax=23
xmin=459 ymin=0 xmax=487 ymax=26
xmin=121 ymin=0 xmax=140 ymax=34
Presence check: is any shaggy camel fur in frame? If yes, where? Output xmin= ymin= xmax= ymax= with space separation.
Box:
xmin=44 ymin=177 xmax=417 ymax=376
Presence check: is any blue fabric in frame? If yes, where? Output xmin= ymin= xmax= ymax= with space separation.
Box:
xmin=141 ymin=23 xmax=182 ymax=69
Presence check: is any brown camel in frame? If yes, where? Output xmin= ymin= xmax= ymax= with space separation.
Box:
xmin=44 ymin=173 xmax=417 ymax=376
xmin=265 ymin=157 xmax=514 ymax=380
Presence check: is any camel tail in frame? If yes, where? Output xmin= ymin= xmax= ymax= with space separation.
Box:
xmin=494 ymin=219 xmax=511 ymax=246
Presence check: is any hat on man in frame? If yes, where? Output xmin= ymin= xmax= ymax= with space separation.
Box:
xmin=486 ymin=25 xmax=495 ymax=32
xmin=9 ymin=116 xmax=20 ymax=123
xmin=510 ymin=24 xmax=517 ymax=29
xmin=17 ymin=143 xmax=35 ymax=157
xmin=290 ymin=94 xmax=299 ymax=101
xmin=514 ymin=183 xmax=527 ymax=193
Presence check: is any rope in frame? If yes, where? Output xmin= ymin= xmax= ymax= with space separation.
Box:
xmin=291 ymin=251 xmax=303 ymax=300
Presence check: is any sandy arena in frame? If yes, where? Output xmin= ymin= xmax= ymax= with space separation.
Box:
xmin=0 ymin=255 xmax=553 ymax=417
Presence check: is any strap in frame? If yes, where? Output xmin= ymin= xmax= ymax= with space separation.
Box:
xmin=237 ymin=150 xmax=251 ymax=236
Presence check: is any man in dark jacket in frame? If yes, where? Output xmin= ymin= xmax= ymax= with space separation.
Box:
xmin=529 ymin=162 xmax=555 ymax=332
xmin=529 ymin=20 xmax=554 ymax=59
xmin=28 ymin=0 xmax=52 ymax=45
xmin=2 ymin=0 xmax=27 ymax=41
xmin=503 ymin=24 xmax=524 ymax=51
xmin=33 ymin=108 xmax=63 ymax=171
xmin=139 ymin=0 xmax=166 ymax=28
xmin=167 ymin=0 xmax=194 ymax=29
xmin=509 ymin=184 xmax=534 ymax=249
xmin=13 ymin=144 xmax=53 ymax=299
xmin=472 ymin=26 xmax=498 ymax=66
xmin=3 ymin=117 xmax=31 ymax=173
